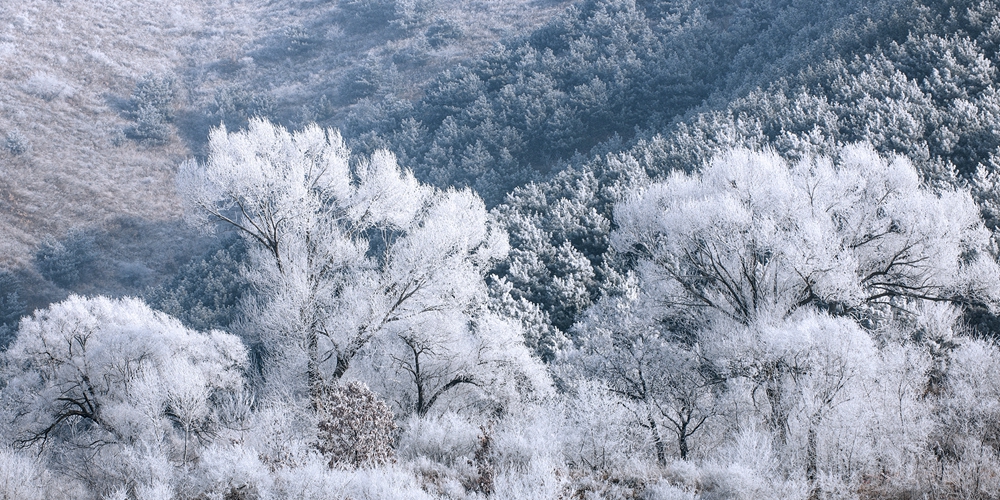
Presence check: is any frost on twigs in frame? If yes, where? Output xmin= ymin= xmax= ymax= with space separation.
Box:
xmin=314 ymin=381 xmax=397 ymax=469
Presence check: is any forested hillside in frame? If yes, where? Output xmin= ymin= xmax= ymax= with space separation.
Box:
xmin=6 ymin=0 xmax=1000 ymax=499
xmin=0 ymin=0 xmax=569 ymax=313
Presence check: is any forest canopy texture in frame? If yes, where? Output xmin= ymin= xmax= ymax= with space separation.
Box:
xmin=7 ymin=0 xmax=1000 ymax=499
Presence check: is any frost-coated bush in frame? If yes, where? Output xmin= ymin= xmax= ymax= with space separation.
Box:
xmin=395 ymin=412 xmax=483 ymax=496
xmin=273 ymin=462 xmax=435 ymax=500
xmin=397 ymin=412 xmax=481 ymax=465
xmin=0 ymin=447 xmax=49 ymax=500
xmin=123 ymin=74 xmax=175 ymax=145
xmin=492 ymin=459 xmax=565 ymax=500
xmin=127 ymin=75 xmax=174 ymax=121
xmin=34 ymin=231 xmax=97 ymax=287
xmin=316 ymin=381 xmax=397 ymax=469
xmin=242 ymin=402 xmax=319 ymax=470
xmin=181 ymin=444 xmax=274 ymax=500
xmin=698 ymin=427 xmax=808 ymax=500
xmin=125 ymin=105 xmax=171 ymax=145
xmin=492 ymin=403 xmax=564 ymax=473
xmin=4 ymin=129 xmax=29 ymax=155
xmin=23 ymin=72 xmax=73 ymax=100
xmin=561 ymin=380 xmax=648 ymax=471
xmin=213 ymin=85 xmax=274 ymax=130
xmin=0 ymin=296 xmax=248 ymax=493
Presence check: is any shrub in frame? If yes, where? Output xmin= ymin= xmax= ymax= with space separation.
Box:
xmin=341 ymin=62 xmax=384 ymax=102
xmin=315 ymin=382 xmax=397 ymax=469
xmin=213 ymin=85 xmax=275 ymax=130
xmin=124 ymin=105 xmax=171 ymax=145
xmin=23 ymin=72 xmax=73 ymax=101
xmin=181 ymin=444 xmax=273 ymax=500
xmin=4 ymin=130 xmax=29 ymax=155
xmin=396 ymin=413 xmax=480 ymax=465
xmin=124 ymin=75 xmax=174 ymax=145
xmin=127 ymin=75 xmax=174 ymax=121
xmin=0 ymin=447 xmax=49 ymax=500
xmin=33 ymin=231 xmax=97 ymax=288
xmin=471 ymin=423 xmax=495 ymax=495
xmin=425 ymin=20 xmax=462 ymax=49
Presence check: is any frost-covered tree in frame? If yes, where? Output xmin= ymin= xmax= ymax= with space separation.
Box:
xmin=0 ymin=296 xmax=247 ymax=491
xmin=178 ymin=119 xmax=512 ymax=409
xmin=565 ymin=280 xmax=721 ymax=464
xmin=613 ymin=145 xmax=1000 ymax=327
xmin=581 ymin=144 xmax=1000 ymax=492
xmin=372 ymin=312 xmax=550 ymax=417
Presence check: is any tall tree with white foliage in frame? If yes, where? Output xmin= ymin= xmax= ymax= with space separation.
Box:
xmin=177 ymin=118 xmax=514 ymax=410
xmin=613 ymin=144 xmax=1000 ymax=326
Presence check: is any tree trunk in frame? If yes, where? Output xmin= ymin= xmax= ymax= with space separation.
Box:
xmin=333 ymin=352 xmax=350 ymax=380
xmin=807 ymin=424 xmax=820 ymax=500
xmin=307 ymin=328 xmax=321 ymax=410
xmin=765 ymin=381 xmax=788 ymax=446
xmin=648 ymin=410 xmax=667 ymax=466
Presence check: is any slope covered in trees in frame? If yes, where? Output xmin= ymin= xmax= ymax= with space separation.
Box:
xmin=0 ymin=0 xmax=571 ymax=313
xmin=346 ymin=0 xmax=920 ymax=203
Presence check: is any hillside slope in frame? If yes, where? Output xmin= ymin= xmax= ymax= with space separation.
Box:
xmin=0 ymin=0 xmax=572 ymax=271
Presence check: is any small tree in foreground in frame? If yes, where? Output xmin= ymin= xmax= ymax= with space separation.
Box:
xmin=315 ymin=381 xmax=397 ymax=469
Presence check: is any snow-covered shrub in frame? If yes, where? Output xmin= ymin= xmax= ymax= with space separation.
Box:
xmin=492 ymin=403 xmax=564 ymax=475
xmin=395 ymin=412 xmax=481 ymax=496
xmin=241 ymin=402 xmax=318 ymax=471
xmin=33 ymin=231 xmax=97 ymax=287
xmin=315 ymin=381 xmax=397 ymax=469
xmin=492 ymin=459 xmax=565 ymax=500
xmin=124 ymin=105 xmax=171 ymax=145
xmin=23 ymin=72 xmax=73 ymax=101
xmin=4 ymin=129 xmax=29 ymax=155
xmin=0 ymin=447 xmax=50 ymax=500
xmin=397 ymin=412 xmax=481 ymax=466
xmin=273 ymin=462 xmax=435 ymax=500
xmin=699 ymin=427 xmax=807 ymax=500
xmin=123 ymin=74 xmax=174 ymax=145
xmin=561 ymin=380 xmax=648 ymax=471
xmin=181 ymin=444 xmax=274 ymax=500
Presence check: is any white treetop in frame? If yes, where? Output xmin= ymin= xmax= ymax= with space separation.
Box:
xmin=1 ymin=296 xmax=247 ymax=461
xmin=613 ymin=144 xmax=1000 ymax=325
xmin=177 ymin=119 xmax=517 ymax=411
